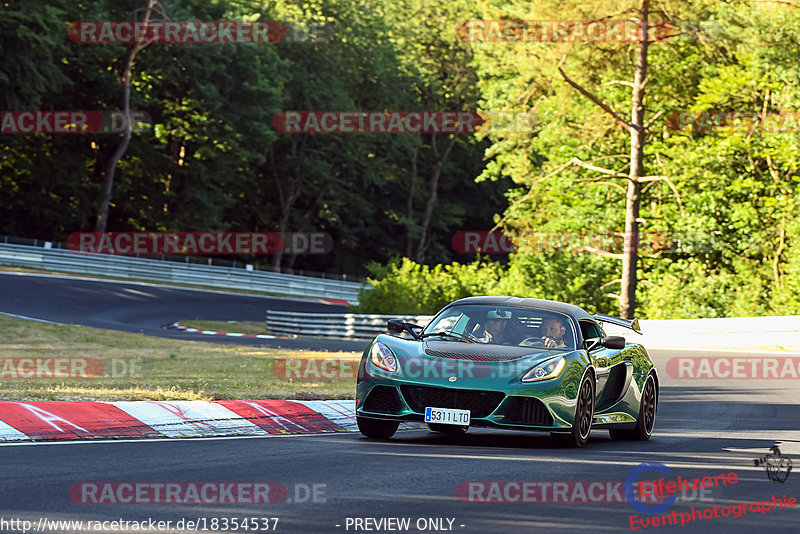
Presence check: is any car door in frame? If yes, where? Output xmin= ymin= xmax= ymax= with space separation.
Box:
xmin=580 ymin=319 xmax=631 ymax=410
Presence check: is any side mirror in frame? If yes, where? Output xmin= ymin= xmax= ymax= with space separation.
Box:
xmin=387 ymin=319 xmax=405 ymax=334
xmin=387 ymin=320 xmax=422 ymax=339
xmin=601 ymin=336 xmax=626 ymax=350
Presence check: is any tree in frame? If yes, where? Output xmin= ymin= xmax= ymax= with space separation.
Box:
xmin=93 ymin=0 xmax=160 ymax=233
xmin=383 ymin=0 xmax=484 ymax=263
xmin=555 ymin=0 xmax=653 ymax=318
xmin=469 ymin=0 xmax=722 ymax=317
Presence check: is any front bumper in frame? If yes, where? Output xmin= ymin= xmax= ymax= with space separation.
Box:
xmin=356 ymin=370 xmax=576 ymax=432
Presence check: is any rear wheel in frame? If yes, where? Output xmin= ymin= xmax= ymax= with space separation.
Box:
xmin=428 ymin=423 xmax=468 ymax=434
xmin=357 ymin=416 xmax=399 ymax=439
xmin=563 ymin=374 xmax=594 ymax=448
xmin=609 ymin=375 xmax=656 ymax=441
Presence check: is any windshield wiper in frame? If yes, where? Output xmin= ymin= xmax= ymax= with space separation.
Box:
xmin=419 ymin=330 xmax=477 ymax=343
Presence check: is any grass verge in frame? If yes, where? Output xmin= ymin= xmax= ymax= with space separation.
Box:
xmin=0 ymin=315 xmax=360 ymax=401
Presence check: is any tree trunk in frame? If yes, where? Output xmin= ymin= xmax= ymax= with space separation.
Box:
xmin=620 ymin=0 xmax=650 ymax=319
xmin=272 ymin=211 xmax=290 ymax=270
xmin=415 ymin=134 xmax=456 ymax=262
xmin=556 ymin=1 xmax=653 ymax=318
xmin=405 ymin=144 xmax=419 ymax=258
xmin=93 ymin=0 xmax=155 ymax=233
xmin=269 ymin=141 xmax=300 ymax=271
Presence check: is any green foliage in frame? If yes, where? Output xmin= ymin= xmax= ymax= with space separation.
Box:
xmin=640 ymin=261 xmax=771 ymax=319
xmin=352 ymin=253 xmax=622 ymax=315
xmin=2 ymin=0 xmax=799 ymax=317
xmin=354 ymin=0 xmax=800 ymax=318
xmin=0 ymin=0 xmax=505 ymax=275
xmin=773 ymin=221 xmax=800 ymax=315
xmin=352 ymin=258 xmax=526 ymax=315
xmin=460 ymin=0 xmax=799 ymax=319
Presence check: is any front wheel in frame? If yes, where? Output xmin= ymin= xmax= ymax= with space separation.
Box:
xmin=357 ymin=416 xmax=399 ymax=439
xmin=566 ymin=374 xmax=595 ymax=447
xmin=609 ymin=375 xmax=656 ymax=441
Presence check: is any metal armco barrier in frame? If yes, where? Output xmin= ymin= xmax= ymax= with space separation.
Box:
xmin=0 ymin=243 xmax=366 ymax=304
xmin=265 ymin=310 xmax=433 ymax=340
xmin=596 ymin=316 xmax=800 ymax=351
xmin=267 ymin=310 xmax=800 ymax=351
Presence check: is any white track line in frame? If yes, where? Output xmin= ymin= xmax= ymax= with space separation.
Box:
xmin=0 ymin=311 xmax=61 ymax=324
xmin=0 ymin=270 xmax=337 ymax=304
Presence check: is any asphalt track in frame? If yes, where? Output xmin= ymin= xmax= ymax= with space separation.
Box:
xmin=1 ymin=271 xmax=799 ymax=533
xmin=1 ymin=361 xmax=799 ymax=534
xmin=0 ymin=271 xmax=365 ymax=352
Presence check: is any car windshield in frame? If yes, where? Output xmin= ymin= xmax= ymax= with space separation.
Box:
xmin=423 ymin=304 xmax=576 ymax=350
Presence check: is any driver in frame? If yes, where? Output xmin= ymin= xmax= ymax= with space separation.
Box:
xmin=480 ymin=309 xmax=512 ymax=344
xmin=541 ymin=316 xmax=568 ymax=348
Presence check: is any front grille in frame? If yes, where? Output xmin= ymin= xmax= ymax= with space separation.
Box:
xmin=424 ymin=349 xmax=524 ymax=362
xmin=400 ymin=385 xmax=504 ymax=418
xmin=504 ymin=397 xmax=554 ymax=426
xmin=362 ymin=386 xmax=404 ymax=414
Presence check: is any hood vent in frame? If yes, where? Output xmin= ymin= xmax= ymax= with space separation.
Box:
xmin=424 ymin=348 xmax=525 ymax=362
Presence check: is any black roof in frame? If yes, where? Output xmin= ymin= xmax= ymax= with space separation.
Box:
xmin=443 ymin=296 xmax=593 ymax=321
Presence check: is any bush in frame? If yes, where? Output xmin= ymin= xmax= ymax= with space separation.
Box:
xmin=351 ymin=258 xmax=530 ymax=314
xmin=351 ymin=254 xmax=620 ymax=315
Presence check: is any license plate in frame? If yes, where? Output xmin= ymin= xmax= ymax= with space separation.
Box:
xmin=424 ymin=407 xmax=470 ymax=425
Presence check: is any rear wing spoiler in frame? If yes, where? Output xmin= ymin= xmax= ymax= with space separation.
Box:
xmin=593 ymin=314 xmax=642 ymax=335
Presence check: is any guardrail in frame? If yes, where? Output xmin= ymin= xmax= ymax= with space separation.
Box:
xmin=601 ymin=316 xmax=800 ymax=351
xmin=265 ymin=310 xmax=433 ymax=341
xmin=0 ymin=243 xmax=367 ymax=304
xmin=266 ymin=311 xmax=800 ymax=351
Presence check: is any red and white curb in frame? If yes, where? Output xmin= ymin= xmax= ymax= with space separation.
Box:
xmin=164 ymin=322 xmax=287 ymax=339
xmin=321 ymin=298 xmax=353 ymax=306
xmin=0 ymin=400 xmax=421 ymax=441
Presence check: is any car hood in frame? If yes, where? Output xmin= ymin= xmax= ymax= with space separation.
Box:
xmin=368 ymin=334 xmax=574 ymax=384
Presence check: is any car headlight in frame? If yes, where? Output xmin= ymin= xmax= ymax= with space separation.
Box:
xmin=370 ymin=342 xmax=397 ymax=372
xmin=521 ymin=356 xmax=566 ymax=382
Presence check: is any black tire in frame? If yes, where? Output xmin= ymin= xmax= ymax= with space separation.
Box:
xmin=609 ymin=375 xmax=656 ymax=441
xmin=357 ymin=416 xmax=399 ymax=439
xmin=428 ymin=423 xmax=468 ymax=434
xmin=565 ymin=373 xmax=595 ymax=448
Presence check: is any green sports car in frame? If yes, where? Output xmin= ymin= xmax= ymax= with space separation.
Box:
xmin=355 ymin=296 xmax=658 ymax=447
